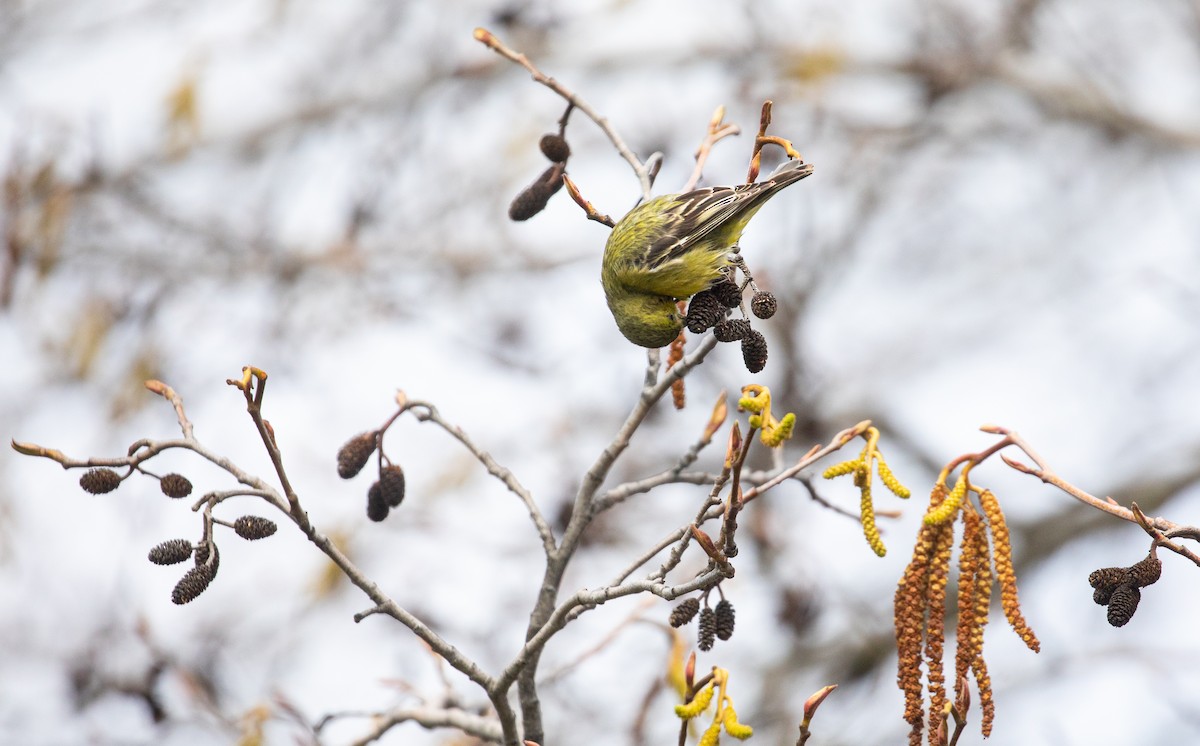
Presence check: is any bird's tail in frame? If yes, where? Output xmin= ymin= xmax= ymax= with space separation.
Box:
xmin=765 ymin=158 xmax=815 ymax=185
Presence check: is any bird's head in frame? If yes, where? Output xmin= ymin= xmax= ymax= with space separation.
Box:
xmin=608 ymin=292 xmax=683 ymax=348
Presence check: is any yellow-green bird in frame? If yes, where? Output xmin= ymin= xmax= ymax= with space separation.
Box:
xmin=601 ymin=159 xmax=814 ymax=347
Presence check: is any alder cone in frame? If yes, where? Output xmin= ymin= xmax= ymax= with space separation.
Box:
xmin=234 ymin=515 xmax=278 ymax=540
xmin=669 ymin=598 xmax=700 ymax=628
xmin=697 ymin=607 xmax=716 ymax=651
xmin=379 ymin=464 xmax=406 ymax=508
xmin=80 ymin=468 xmax=121 ymax=494
xmin=160 ymin=473 xmax=193 ymax=498
xmin=538 ymin=133 xmax=571 ymax=163
xmin=750 ymin=291 xmax=777 ymax=319
xmin=172 ymin=564 xmax=215 ymax=605
xmin=714 ymin=599 xmax=736 ymax=640
xmin=337 ymin=433 xmax=376 ymax=479
xmin=741 ymin=330 xmax=768 ymax=373
xmin=1106 ymin=584 xmax=1141 ymax=627
xmin=1128 ymin=554 xmax=1161 ymax=587
xmin=148 ymin=539 xmax=193 ymax=565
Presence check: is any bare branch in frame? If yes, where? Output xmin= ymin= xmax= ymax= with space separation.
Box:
xmin=980 ymin=424 xmax=1200 ymax=567
xmin=473 ymin=27 xmax=657 ymax=199
xmin=406 ymin=400 xmax=554 ymax=554
xmin=682 ymin=106 xmax=741 ymax=192
xmin=144 ymin=379 xmax=193 ymax=439
xmin=1131 ymin=503 xmax=1200 ymax=568
xmin=494 ymin=567 xmax=726 ymax=696
xmin=740 ymin=420 xmax=874 ymax=503
xmin=538 ymin=598 xmax=657 ymax=686
xmin=318 ymin=704 xmax=504 ymax=746
xmin=563 ymin=173 xmax=615 ymax=228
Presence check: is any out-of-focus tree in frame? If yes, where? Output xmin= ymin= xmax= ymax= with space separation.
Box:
xmin=4 ymin=1 xmax=1200 ymax=745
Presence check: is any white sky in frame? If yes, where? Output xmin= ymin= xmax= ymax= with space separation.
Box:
xmin=2 ymin=1 xmax=1200 ymax=744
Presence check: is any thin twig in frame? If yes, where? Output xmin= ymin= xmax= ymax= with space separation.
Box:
xmin=473 ymin=27 xmax=657 ymax=199
xmin=144 ymin=379 xmax=193 ymax=439
xmin=538 ymin=598 xmax=657 ymax=685
xmin=1131 ymin=503 xmax=1200 ymax=568
xmin=593 ymin=469 xmax=719 ymax=513
xmin=740 ymin=420 xmax=874 ymax=503
xmin=563 ymin=173 xmax=615 ymax=227
xmin=980 ymin=424 xmax=1200 ymax=567
xmin=20 ymin=372 xmax=514 ymax=741
xmin=494 ymin=567 xmax=726 ymax=696
xmin=189 ymin=488 xmax=279 ymax=512
xmin=406 ymin=399 xmax=555 ymax=554
xmin=559 ymin=337 xmax=720 ymax=561
xmin=796 ymin=474 xmax=896 ymax=521
xmin=227 ymin=367 xmax=308 ymax=528
xmin=340 ymin=704 xmax=504 ymax=746
xmin=601 ymin=420 xmax=878 ymax=589
xmin=499 ymin=339 xmax=721 ymax=743
xmin=682 ymin=106 xmax=741 ymax=192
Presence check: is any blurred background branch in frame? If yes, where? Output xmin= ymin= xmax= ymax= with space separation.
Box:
xmin=3 ymin=1 xmax=1200 ymax=744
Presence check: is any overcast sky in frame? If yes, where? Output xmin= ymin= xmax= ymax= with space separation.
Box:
xmin=3 ymin=1 xmax=1200 ymax=744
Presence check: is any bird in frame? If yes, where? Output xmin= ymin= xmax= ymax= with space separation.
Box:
xmin=600 ymin=158 xmax=814 ymax=347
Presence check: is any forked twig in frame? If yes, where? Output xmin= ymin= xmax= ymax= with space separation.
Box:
xmin=682 ymin=105 xmax=742 ymax=192
xmin=474 ymin=27 xmax=658 ymax=199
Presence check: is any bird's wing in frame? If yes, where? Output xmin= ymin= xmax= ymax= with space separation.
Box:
xmin=642 ymin=186 xmax=744 ymax=270
xmin=641 ymin=160 xmax=814 ymax=270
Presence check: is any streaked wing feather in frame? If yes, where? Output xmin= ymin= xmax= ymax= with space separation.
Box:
xmin=637 ymin=159 xmax=814 ymax=271
xmin=642 ymin=187 xmax=743 ymax=269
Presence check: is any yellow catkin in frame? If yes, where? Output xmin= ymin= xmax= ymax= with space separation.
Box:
xmin=698 ymin=717 xmax=724 ymax=746
xmin=737 ymin=384 xmax=768 ymax=414
xmin=853 ymin=462 xmax=870 ymax=488
xmin=924 ymin=472 xmax=967 ymax=525
xmin=674 ymin=683 xmax=715 ymax=719
xmin=877 ymin=457 xmax=911 ymax=499
xmin=738 ymin=384 xmax=794 ymax=447
xmin=738 ymin=385 xmax=769 ymax=433
xmin=860 ymin=486 xmax=887 ymax=557
xmin=665 ymin=629 xmax=689 ymax=697
xmin=723 ymin=705 xmax=754 ymax=739
xmin=761 ymin=411 xmax=795 ymax=447
xmin=822 ymin=459 xmax=860 ymax=479
xmin=979 ymin=490 xmax=1040 ymax=653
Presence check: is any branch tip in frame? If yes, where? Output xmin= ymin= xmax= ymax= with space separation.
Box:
xmin=472 ymin=27 xmax=497 ymax=46
xmin=144 ymin=379 xmax=169 ymax=396
xmin=999 ymin=453 xmax=1033 ymax=473
xmin=563 ymin=173 xmax=615 ymax=227
xmin=11 ymin=439 xmax=42 ymax=457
